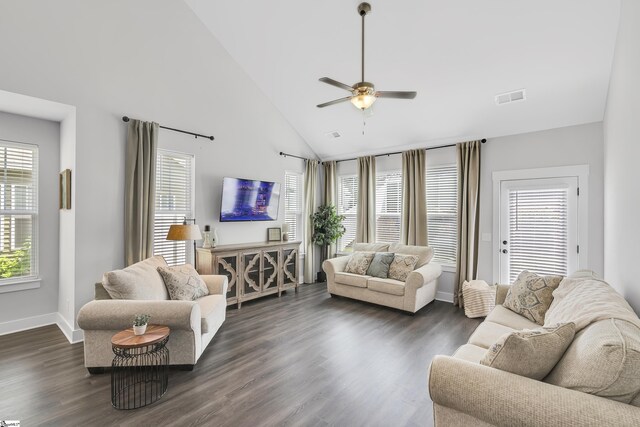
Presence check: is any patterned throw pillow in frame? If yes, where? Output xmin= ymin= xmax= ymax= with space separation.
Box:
xmin=480 ymin=323 xmax=576 ymax=380
xmin=344 ymin=252 xmax=375 ymax=275
xmin=388 ymin=254 xmax=419 ymax=282
xmin=157 ymin=264 xmax=209 ymax=301
xmin=366 ymin=252 xmax=395 ymax=278
xmin=503 ymin=271 xmax=563 ymax=325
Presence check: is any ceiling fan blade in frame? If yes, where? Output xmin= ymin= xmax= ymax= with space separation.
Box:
xmin=319 ymin=77 xmax=353 ymax=92
xmin=375 ymin=91 xmax=417 ymax=99
xmin=316 ymin=96 xmax=352 ymax=108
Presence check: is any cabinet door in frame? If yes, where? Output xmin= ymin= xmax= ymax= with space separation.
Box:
xmin=215 ymin=253 xmax=239 ymax=301
xmin=281 ymin=247 xmax=298 ymax=289
xmin=262 ymin=249 xmax=279 ymax=292
xmin=242 ymin=251 xmax=262 ymax=297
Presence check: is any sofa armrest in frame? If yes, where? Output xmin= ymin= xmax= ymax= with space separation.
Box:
xmin=201 ymin=275 xmax=228 ymax=295
xmin=406 ymin=262 xmax=442 ymax=290
xmin=428 ymin=356 xmax=640 ymax=427
xmin=77 ymin=300 xmax=200 ymax=332
xmin=495 ymin=284 xmax=511 ymax=305
xmin=322 ymin=256 xmax=350 ymax=276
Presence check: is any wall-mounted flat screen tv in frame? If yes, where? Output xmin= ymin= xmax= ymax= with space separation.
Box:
xmin=220 ymin=177 xmax=281 ymax=222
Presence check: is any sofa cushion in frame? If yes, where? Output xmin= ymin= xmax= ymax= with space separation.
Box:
xmin=452 ymin=344 xmax=487 ymax=364
xmin=388 ymin=254 xmax=419 ymax=282
xmin=344 ymin=252 xmax=375 ymax=275
xmin=481 ymin=323 xmax=575 ymax=380
xmin=366 ymin=252 xmax=395 ymax=278
xmin=503 ymin=270 xmax=563 ymax=325
xmin=468 ymin=321 xmax=516 ymax=349
xmin=353 ymin=242 xmax=390 ymax=252
xmin=486 ymin=305 xmax=540 ymax=330
xmin=334 ymin=272 xmax=369 ymax=288
xmin=388 ymin=243 xmax=433 ymax=267
xmin=157 ymin=264 xmax=209 ymax=301
xmin=102 ymin=255 xmax=169 ymax=300
xmin=367 ymin=277 xmax=405 ymax=296
xmin=196 ymin=294 xmax=227 ymax=334
xmin=545 ymin=319 xmax=640 ymax=405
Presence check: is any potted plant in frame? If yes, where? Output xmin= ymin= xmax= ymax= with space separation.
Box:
xmin=133 ymin=314 xmax=151 ymax=335
xmin=312 ymin=204 xmax=346 ymax=282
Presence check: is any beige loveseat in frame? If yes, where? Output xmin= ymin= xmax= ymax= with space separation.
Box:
xmin=322 ymin=243 xmax=442 ymax=313
xmin=77 ymin=256 xmax=228 ymax=373
xmin=429 ymin=271 xmax=640 ymax=426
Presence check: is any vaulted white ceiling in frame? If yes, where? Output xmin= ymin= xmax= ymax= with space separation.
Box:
xmin=185 ymin=0 xmax=620 ymax=160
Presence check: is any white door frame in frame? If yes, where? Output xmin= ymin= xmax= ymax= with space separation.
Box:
xmin=492 ymin=165 xmax=589 ymax=284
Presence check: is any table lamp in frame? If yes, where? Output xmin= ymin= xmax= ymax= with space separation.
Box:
xmin=166 ymin=218 xmax=202 ymax=266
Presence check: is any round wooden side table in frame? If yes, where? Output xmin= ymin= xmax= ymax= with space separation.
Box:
xmin=111 ymin=325 xmax=170 ymax=409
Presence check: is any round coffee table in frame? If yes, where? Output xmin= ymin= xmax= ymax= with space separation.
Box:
xmin=111 ymin=325 xmax=170 ymax=409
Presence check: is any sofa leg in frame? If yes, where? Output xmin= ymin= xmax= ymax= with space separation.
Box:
xmin=175 ymin=364 xmax=195 ymax=372
xmin=87 ymin=367 xmax=105 ymax=375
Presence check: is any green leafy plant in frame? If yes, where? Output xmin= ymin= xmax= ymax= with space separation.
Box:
xmin=312 ymin=204 xmax=346 ymax=263
xmin=133 ymin=314 xmax=151 ymax=326
xmin=0 ymin=241 xmax=32 ymax=279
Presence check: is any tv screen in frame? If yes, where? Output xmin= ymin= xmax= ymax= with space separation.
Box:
xmin=220 ymin=177 xmax=281 ymax=222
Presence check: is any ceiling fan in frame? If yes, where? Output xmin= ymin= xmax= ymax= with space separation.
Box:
xmin=317 ymin=2 xmax=417 ymax=111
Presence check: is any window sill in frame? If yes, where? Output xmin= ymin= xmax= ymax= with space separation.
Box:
xmin=437 ymin=263 xmax=457 ymax=273
xmin=0 ymin=277 xmax=41 ymax=294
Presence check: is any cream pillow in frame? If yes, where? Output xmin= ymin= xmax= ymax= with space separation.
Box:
xmin=480 ymin=323 xmax=575 ymax=380
xmin=157 ymin=264 xmax=209 ymax=301
xmin=503 ymin=270 xmax=563 ymax=325
xmin=387 ymin=243 xmax=433 ymax=268
xmin=102 ymin=255 xmax=169 ymax=300
xmin=388 ymin=254 xmax=419 ymax=282
xmin=344 ymin=252 xmax=375 ymax=275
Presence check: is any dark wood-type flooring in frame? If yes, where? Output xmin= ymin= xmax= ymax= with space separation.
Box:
xmin=0 ymin=283 xmax=480 ymax=426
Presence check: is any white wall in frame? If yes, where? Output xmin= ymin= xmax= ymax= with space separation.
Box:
xmin=603 ymin=0 xmax=640 ymax=312
xmin=0 ymin=112 xmax=60 ymax=324
xmin=336 ymin=122 xmax=604 ymax=300
xmin=0 ymin=0 xmax=316 ymax=330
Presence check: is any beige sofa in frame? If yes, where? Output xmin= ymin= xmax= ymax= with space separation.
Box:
xmin=322 ymin=243 xmax=442 ymax=313
xmin=77 ymin=256 xmax=228 ymax=373
xmin=429 ymin=272 xmax=640 ymax=426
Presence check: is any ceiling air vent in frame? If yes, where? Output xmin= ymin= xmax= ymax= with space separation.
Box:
xmin=495 ymin=89 xmax=526 ymax=105
xmin=325 ymin=131 xmax=341 ymax=139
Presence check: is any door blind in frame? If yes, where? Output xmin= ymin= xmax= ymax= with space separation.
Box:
xmin=154 ymin=150 xmax=194 ymax=266
xmin=338 ymin=175 xmax=358 ymax=251
xmin=375 ymin=171 xmax=402 ymax=243
xmin=508 ymin=188 xmax=568 ymax=282
xmin=426 ymin=165 xmax=458 ymax=264
xmin=284 ymin=171 xmax=303 ymax=242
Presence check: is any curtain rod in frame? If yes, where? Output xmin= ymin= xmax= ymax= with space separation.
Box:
xmin=122 ymin=116 xmax=214 ymax=141
xmin=331 ymin=139 xmax=487 ymax=163
xmin=279 ymin=151 xmax=314 ymax=161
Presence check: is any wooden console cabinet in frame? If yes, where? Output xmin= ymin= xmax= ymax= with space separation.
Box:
xmin=196 ymin=241 xmax=301 ymax=308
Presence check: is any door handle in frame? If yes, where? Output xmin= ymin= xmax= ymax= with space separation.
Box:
xmin=502 ymin=249 xmax=508 ymax=254
xmin=502 ymin=240 xmax=508 ymax=245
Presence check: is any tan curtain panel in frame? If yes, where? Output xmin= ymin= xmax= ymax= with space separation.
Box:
xmin=356 ymin=156 xmax=376 ymax=243
xmin=455 ymin=140 xmax=482 ymax=307
xmin=125 ymin=119 xmax=158 ymax=266
xmin=323 ymin=160 xmax=338 ymax=258
xmin=304 ymin=159 xmax=319 ymax=283
xmin=401 ymin=149 xmax=428 ymax=246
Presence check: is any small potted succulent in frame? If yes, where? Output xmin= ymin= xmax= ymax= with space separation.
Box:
xmin=133 ymin=314 xmax=151 ymax=335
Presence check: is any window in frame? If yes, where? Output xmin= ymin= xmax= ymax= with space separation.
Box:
xmin=426 ymin=165 xmax=458 ymax=265
xmin=337 ymin=175 xmax=358 ymax=251
xmin=153 ymin=150 xmax=194 ymax=266
xmin=284 ymin=171 xmax=303 ymax=242
xmin=0 ymin=142 xmax=38 ymax=283
xmin=375 ymin=171 xmax=402 ymax=243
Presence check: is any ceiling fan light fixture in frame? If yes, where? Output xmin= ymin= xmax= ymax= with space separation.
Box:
xmin=351 ymin=93 xmax=377 ymax=110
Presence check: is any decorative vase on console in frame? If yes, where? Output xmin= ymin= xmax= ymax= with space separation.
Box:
xmin=282 ymin=223 xmax=290 ymax=242
xmin=210 ymin=227 xmax=219 ymax=247
xmin=202 ymin=225 xmax=214 ymax=249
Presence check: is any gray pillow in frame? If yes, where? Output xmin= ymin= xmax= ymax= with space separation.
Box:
xmin=366 ymin=252 xmax=395 ymax=278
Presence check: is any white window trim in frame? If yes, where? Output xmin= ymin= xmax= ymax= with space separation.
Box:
xmin=492 ymin=165 xmax=589 ymax=284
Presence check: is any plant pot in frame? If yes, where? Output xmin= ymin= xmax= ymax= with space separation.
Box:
xmin=316 ymin=271 xmax=327 ymax=283
xmin=133 ymin=324 xmax=147 ymax=336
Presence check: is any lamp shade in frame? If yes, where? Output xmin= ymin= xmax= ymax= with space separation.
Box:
xmin=166 ymin=224 xmax=202 ymax=241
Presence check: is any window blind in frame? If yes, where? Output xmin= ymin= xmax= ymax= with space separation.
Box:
xmin=508 ymin=188 xmax=568 ymax=283
xmin=375 ymin=171 xmax=402 ymax=243
xmin=153 ymin=150 xmax=194 ymax=266
xmin=337 ymin=175 xmax=358 ymax=251
xmin=284 ymin=171 xmax=303 ymax=242
xmin=426 ymin=165 xmax=458 ymax=264
xmin=0 ymin=142 xmax=38 ymax=283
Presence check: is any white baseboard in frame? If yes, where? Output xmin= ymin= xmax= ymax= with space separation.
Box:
xmin=0 ymin=312 xmax=84 ymax=343
xmin=435 ymin=291 xmax=454 ymax=303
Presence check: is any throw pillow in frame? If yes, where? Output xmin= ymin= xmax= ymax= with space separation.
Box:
xmin=503 ymin=270 xmax=563 ymax=325
xmin=388 ymin=254 xmax=419 ymax=282
xmin=157 ymin=264 xmax=209 ymax=301
xmin=102 ymin=255 xmax=169 ymax=300
xmin=366 ymin=252 xmax=395 ymax=278
xmin=344 ymin=252 xmax=375 ymax=275
xmin=480 ymin=323 xmax=576 ymax=380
